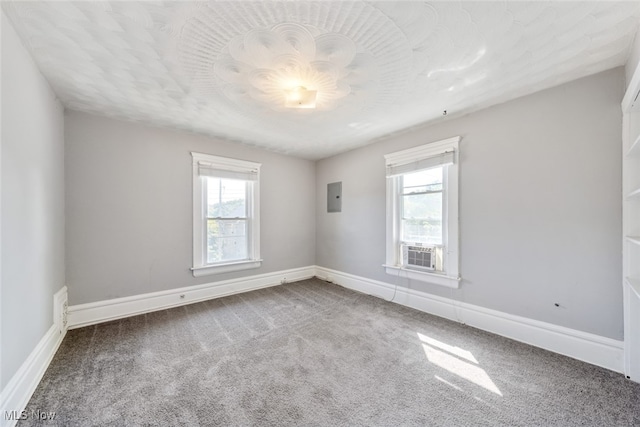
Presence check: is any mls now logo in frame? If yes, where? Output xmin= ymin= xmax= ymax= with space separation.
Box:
xmin=4 ymin=409 xmax=56 ymax=421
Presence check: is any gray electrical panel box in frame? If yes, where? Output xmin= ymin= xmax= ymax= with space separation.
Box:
xmin=327 ymin=182 xmax=342 ymax=213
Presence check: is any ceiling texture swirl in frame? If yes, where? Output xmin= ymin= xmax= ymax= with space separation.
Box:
xmin=3 ymin=1 xmax=640 ymax=159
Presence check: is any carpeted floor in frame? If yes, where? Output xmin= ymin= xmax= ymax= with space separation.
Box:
xmin=19 ymin=278 xmax=640 ymax=426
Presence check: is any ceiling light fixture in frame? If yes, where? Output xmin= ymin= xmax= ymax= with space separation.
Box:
xmin=285 ymin=86 xmax=317 ymax=109
xmin=206 ymin=23 xmax=379 ymax=112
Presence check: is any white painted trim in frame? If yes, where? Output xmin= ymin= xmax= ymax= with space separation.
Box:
xmin=314 ymin=266 xmax=624 ymax=374
xmin=0 ymin=288 xmax=68 ymax=427
xmin=384 ymin=136 xmax=461 ymax=166
xmin=67 ymin=266 xmax=316 ymax=329
xmin=626 ymin=277 xmax=640 ymax=299
xmin=622 ymin=57 xmax=640 ymax=112
xmin=622 ymin=60 xmax=640 ymax=382
xmin=627 ymin=133 xmax=640 ymax=157
xmin=191 ymin=259 xmax=262 ymax=277
xmin=383 ymin=265 xmax=460 ymax=288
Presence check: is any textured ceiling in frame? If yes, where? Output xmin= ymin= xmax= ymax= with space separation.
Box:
xmin=3 ymin=1 xmax=640 ymax=159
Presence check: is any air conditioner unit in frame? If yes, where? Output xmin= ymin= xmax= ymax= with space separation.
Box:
xmin=402 ymin=245 xmax=436 ymax=270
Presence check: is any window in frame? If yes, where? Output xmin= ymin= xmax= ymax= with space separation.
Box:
xmin=191 ymin=152 xmax=261 ymax=277
xmin=384 ymin=137 xmax=460 ymax=288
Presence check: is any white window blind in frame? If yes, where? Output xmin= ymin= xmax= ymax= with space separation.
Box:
xmin=386 ymin=151 xmax=455 ymax=177
xmin=197 ymin=162 xmax=259 ymax=181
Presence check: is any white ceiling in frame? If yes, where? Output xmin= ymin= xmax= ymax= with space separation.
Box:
xmin=3 ymin=1 xmax=640 ymax=160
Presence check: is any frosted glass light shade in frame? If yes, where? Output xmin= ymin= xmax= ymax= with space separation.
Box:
xmin=285 ymin=87 xmax=317 ymax=108
xmin=211 ymin=23 xmax=374 ymax=112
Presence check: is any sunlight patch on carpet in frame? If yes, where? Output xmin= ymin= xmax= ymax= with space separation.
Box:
xmin=418 ymin=332 xmax=502 ymax=396
xmin=434 ymin=375 xmax=463 ymax=391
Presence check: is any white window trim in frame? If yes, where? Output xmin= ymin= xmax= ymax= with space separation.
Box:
xmin=383 ymin=136 xmax=461 ymax=288
xmin=191 ymin=152 xmax=261 ymax=277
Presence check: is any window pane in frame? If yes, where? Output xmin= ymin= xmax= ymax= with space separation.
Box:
xmin=402 ymin=192 xmax=442 ymax=220
xmin=207 ymin=219 xmax=248 ymax=263
xmin=402 ymin=219 xmax=442 ymax=244
xmin=207 ymin=178 xmax=247 ymax=218
xmin=402 ymin=168 xmax=442 ymax=195
xmin=401 ymin=167 xmax=443 ymax=245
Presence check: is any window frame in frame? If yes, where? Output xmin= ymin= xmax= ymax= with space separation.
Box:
xmin=384 ymin=137 xmax=461 ymax=288
xmin=191 ymin=152 xmax=262 ymax=277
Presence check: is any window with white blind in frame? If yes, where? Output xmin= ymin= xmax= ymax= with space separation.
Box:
xmin=191 ymin=152 xmax=261 ymax=277
xmin=384 ymin=137 xmax=461 ymax=288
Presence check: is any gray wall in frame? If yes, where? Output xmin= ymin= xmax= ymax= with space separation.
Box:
xmin=1 ymin=12 xmax=66 ymax=389
xmin=65 ymin=111 xmax=316 ymax=305
xmin=316 ymin=68 xmax=624 ymax=340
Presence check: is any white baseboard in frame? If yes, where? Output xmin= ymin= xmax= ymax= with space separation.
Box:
xmin=68 ymin=266 xmax=316 ymax=329
xmin=0 ymin=287 xmax=68 ymax=427
xmin=314 ymin=266 xmax=624 ymax=374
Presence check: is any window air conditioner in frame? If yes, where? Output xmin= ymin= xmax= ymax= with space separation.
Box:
xmin=402 ymin=244 xmax=436 ymax=270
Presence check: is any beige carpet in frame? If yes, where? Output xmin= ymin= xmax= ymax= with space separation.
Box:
xmin=19 ymin=278 xmax=640 ymax=426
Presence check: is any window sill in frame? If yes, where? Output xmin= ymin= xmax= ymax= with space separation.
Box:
xmin=191 ymin=259 xmax=262 ymax=277
xmin=383 ymin=265 xmax=460 ymax=289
